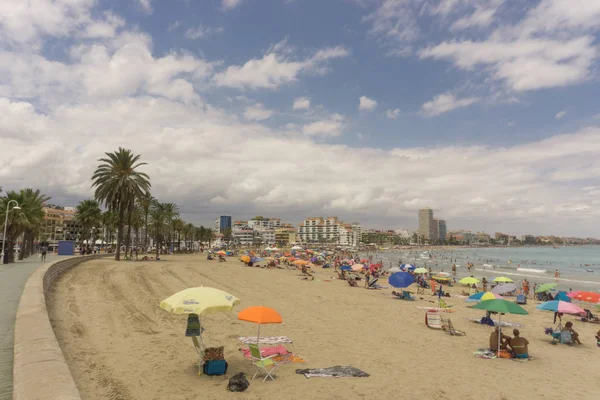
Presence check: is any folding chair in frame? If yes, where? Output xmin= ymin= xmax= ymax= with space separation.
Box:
xmin=416 ymin=286 xmax=425 ymax=295
xmin=438 ymin=298 xmax=453 ymax=311
xmin=248 ymin=343 xmax=279 ymax=381
xmin=192 ymin=336 xmax=205 ymax=375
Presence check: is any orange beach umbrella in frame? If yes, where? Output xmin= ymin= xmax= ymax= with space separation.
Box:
xmin=238 ymin=306 xmax=283 ymax=343
xmin=293 ymin=259 xmax=309 ymax=266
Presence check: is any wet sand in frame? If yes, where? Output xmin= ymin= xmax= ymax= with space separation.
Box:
xmin=48 ymin=255 xmax=600 ymax=400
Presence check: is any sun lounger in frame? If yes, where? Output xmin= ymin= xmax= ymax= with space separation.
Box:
xmin=438 ymin=298 xmax=453 ymax=310
xmin=516 ymin=294 xmax=527 ymax=304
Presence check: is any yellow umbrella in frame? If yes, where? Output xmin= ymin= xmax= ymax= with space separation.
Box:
xmin=459 ymin=277 xmax=480 ymax=285
xmin=293 ymin=260 xmax=309 ymax=266
xmin=240 ymin=255 xmax=250 ymax=263
xmin=494 ymin=277 xmax=513 ymax=283
xmin=160 ymin=287 xmax=241 ymax=315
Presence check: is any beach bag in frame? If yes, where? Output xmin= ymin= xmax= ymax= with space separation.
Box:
xmin=203 ymin=360 xmax=228 ymax=376
xmin=227 ymin=372 xmax=249 ymax=392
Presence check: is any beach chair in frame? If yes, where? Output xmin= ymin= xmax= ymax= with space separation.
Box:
xmin=366 ymin=277 xmax=379 ymax=289
xmin=416 ymin=285 xmax=425 ymax=295
xmin=192 ymin=336 xmax=205 ymax=375
xmin=516 ymin=294 xmax=527 ymax=305
xmin=440 ymin=317 xmax=466 ymax=336
xmin=248 ymin=343 xmax=279 ymax=381
xmin=438 ymin=298 xmax=453 ymax=311
xmin=425 ymin=311 xmax=443 ymax=329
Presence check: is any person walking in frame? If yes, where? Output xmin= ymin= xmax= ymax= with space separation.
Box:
xmin=41 ymin=245 xmax=47 ymax=262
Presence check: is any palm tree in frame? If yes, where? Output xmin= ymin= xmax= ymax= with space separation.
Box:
xmin=75 ymin=199 xmax=102 ymax=251
xmin=183 ymin=223 xmax=195 ymax=251
xmin=92 ymin=148 xmax=151 ymax=261
xmin=172 ymin=218 xmax=185 ymax=251
xmin=160 ymin=203 xmax=179 ymax=251
xmin=148 ymin=202 xmax=176 ymax=258
xmin=19 ymin=189 xmax=50 ymax=259
xmin=101 ymin=210 xmax=118 ymax=246
xmin=1 ymin=189 xmax=49 ymax=263
xmin=139 ymin=192 xmax=154 ymax=249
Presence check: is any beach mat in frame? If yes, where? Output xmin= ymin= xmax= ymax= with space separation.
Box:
xmin=296 ymin=366 xmax=369 ymax=379
xmin=473 ymin=348 xmax=535 ymax=362
xmin=238 ymin=336 xmax=292 ymax=344
xmin=417 ymin=306 xmax=456 ymax=313
xmin=465 ymin=318 xmax=523 ymax=327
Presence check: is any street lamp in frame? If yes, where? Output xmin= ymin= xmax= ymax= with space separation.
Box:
xmin=1 ymin=200 xmax=21 ymax=264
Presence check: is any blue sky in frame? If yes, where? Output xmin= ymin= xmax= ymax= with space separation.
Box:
xmin=1 ymin=0 xmax=600 ymax=236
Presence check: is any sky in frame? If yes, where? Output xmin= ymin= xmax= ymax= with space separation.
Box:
xmin=1 ymin=0 xmax=600 ymax=237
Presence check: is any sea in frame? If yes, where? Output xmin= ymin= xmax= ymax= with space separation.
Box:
xmin=364 ymin=246 xmax=600 ymax=292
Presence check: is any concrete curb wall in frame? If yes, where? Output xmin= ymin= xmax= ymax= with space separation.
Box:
xmin=13 ymin=255 xmax=108 ymax=400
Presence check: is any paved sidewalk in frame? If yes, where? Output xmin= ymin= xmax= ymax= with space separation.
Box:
xmin=0 ymin=254 xmax=58 ymax=400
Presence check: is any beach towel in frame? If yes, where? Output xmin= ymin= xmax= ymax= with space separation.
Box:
xmin=240 ymin=346 xmax=307 ymax=363
xmin=417 ymin=306 xmax=455 ymax=313
xmin=238 ymin=336 xmax=292 ymax=344
xmin=465 ymin=318 xmax=523 ymax=327
xmin=473 ymin=349 xmax=496 ymax=359
xmin=295 ymin=366 xmax=369 ymax=379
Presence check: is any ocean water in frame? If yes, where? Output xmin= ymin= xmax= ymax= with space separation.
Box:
xmin=364 ymin=246 xmax=600 ymax=292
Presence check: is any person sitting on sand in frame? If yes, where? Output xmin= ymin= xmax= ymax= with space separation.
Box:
xmin=562 ymin=322 xmax=582 ymax=344
xmin=508 ymin=329 xmax=529 ymax=359
xmin=490 ymin=326 xmax=511 ymax=351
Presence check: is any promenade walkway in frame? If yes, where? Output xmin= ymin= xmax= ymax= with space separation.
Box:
xmin=0 ymin=254 xmax=57 ymax=400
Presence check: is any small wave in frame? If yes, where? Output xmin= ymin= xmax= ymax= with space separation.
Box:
xmin=515 ymin=268 xmax=547 ymax=274
xmin=474 ymin=268 xmax=600 ymax=286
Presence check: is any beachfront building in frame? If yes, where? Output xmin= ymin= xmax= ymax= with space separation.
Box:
xmin=232 ymin=224 xmax=255 ymax=245
xmin=477 ymin=232 xmax=491 ymax=244
xmin=521 ymin=235 xmax=536 ymax=244
xmin=41 ymin=206 xmax=84 ymax=250
xmin=214 ymin=216 xmax=232 ymax=234
xmin=275 ymin=227 xmax=297 ymax=246
xmin=297 ymin=217 xmax=361 ymax=246
xmin=447 ymin=230 xmax=478 ymax=244
xmin=247 ymin=216 xmax=282 ymax=230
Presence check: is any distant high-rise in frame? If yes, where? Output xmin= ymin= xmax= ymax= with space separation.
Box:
xmin=437 ymin=219 xmax=447 ymax=242
xmin=214 ymin=216 xmax=232 ymax=233
xmin=418 ymin=208 xmax=434 ymax=240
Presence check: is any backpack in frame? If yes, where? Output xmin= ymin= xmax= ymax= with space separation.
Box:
xmin=227 ymin=372 xmax=249 ymax=392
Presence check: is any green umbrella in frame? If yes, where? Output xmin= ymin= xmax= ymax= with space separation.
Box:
xmin=535 ymin=283 xmax=557 ymax=293
xmin=472 ymin=299 xmax=528 ymax=358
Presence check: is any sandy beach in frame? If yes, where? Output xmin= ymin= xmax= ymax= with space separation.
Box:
xmin=48 ymin=255 xmax=600 ymax=400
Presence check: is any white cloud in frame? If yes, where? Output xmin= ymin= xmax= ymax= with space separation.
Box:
xmin=293 ymin=97 xmax=310 ymax=110
xmin=302 ymin=114 xmax=345 ymax=137
xmin=213 ymin=44 xmax=348 ymax=90
xmin=222 ymin=0 xmax=243 ymax=10
xmin=555 ymin=110 xmax=567 ymax=119
xmin=450 ymin=5 xmax=498 ymax=31
xmin=184 ymin=26 xmax=225 ymax=39
xmin=359 ymin=96 xmax=378 ymax=111
xmin=136 ymin=0 xmax=152 ymax=14
xmin=243 ymin=104 xmax=273 ymax=121
xmin=168 ymin=20 xmax=182 ymax=31
xmin=386 ymin=108 xmax=401 ymax=119
xmin=421 ymin=93 xmax=478 ymax=116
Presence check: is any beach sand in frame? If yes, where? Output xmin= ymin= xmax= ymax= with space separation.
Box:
xmin=47 ymin=255 xmax=600 ymax=400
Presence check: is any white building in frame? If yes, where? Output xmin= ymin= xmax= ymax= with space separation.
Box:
xmin=232 ymin=225 xmax=255 ymax=245
xmin=297 ymin=217 xmax=361 ymax=247
xmin=248 ymin=217 xmax=282 ymax=230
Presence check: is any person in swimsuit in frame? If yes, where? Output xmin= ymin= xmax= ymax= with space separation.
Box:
xmin=509 ymin=329 xmax=529 ymax=359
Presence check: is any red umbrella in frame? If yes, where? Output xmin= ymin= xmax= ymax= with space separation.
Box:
xmin=568 ymin=291 xmax=600 ymax=303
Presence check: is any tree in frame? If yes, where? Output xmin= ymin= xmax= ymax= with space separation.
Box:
xmin=172 ymin=218 xmax=185 ymax=251
xmin=75 ymin=199 xmax=102 ymax=250
xmin=148 ymin=202 xmax=167 ymax=258
xmin=222 ymin=228 xmax=233 ymax=244
xmin=92 ymin=148 xmax=151 ymax=261
xmin=183 ymin=223 xmax=195 ymax=250
xmin=139 ymin=192 xmax=154 ymax=249
xmin=1 ymin=189 xmax=49 ymax=263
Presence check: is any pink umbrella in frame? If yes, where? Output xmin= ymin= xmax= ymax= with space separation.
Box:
xmin=566 ymin=291 xmax=581 ymax=298
xmin=536 ymin=300 xmax=586 ymax=315
xmin=351 ymin=264 xmax=363 ymax=271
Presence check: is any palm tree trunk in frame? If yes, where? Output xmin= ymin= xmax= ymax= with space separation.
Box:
xmin=155 ymin=238 xmax=160 ymax=259
xmin=116 ymin=206 xmax=125 ymax=261
xmin=144 ymin=212 xmax=148 ymax=251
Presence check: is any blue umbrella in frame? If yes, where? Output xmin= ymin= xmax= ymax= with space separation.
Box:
xmin=400 ymin=264 xmax=415 ymax=271
xmin=340 ymin=266 xmax=352 ymax=271
xmin=388 ymin=272 xmax=415 ymax=288
xmin=555 ymin=291 xmax=570 ymax=302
